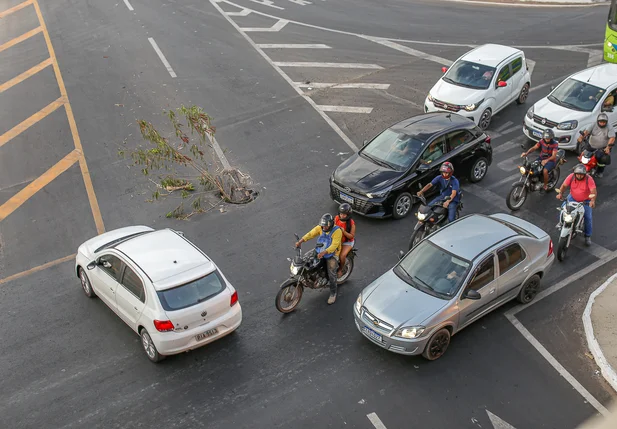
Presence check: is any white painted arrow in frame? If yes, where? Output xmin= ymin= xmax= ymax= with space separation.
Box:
xmin=487 ymin=410 xmax=517 ymax=429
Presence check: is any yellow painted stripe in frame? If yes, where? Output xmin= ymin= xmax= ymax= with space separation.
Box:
xmin=0 ymin=57 xmax=52 ymax=93
xmin=0 ymin=96 xmax=66 ymax=148
xmin=0 ymin=0 xmax=33 ymax=19
xmin=0 ymin=150 xmax=80 ymax=222
xmin=0 ymin=253 xmax=76 ymax=286
xmin=33 ymin=0 xmax=105 ymax=234
xmin=0 ymin=26 xmax=42 ymax=53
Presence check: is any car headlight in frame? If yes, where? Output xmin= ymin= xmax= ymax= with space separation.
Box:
xmin=290 ymin=263 xmax=300 ymax=275
xmin=557 ymin=120 xmax=578 ymax=131
xmin=563 ymin=213 xmax=573 ymax=223
xmin=427 ymin=93 xmax=434 ymax=102
xmin=526 ymin=106 xmax=534 ymax=119
xmin=417 ymin=212 xmax=427 ymax=220
xmin=464 ymin=99 xmax=484 ymax=112
xmin=355 ymin=294 xmax=362 ymax=313
xmin=394 ymin=326 xmax=425 ymax=339
xmin=519 ymin=166 xmax=526 ymax=174
xmin=366 ymin=186 xmax=392 ymax=199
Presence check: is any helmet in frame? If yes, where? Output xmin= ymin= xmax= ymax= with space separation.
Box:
xmin=319 ymin=213 xmax=334 ymax=232
xmin=597 ymin=113 xmax=609 ymax=128
xmin=439 ymin=162 xmax=454 ymax=174
xmin=542 ymin=129 xmax=555 ymax=140
xmin=338 ymin=203 xmax=352 ymax=216
xmin=573 ymin=164 xmax=587 ymax=175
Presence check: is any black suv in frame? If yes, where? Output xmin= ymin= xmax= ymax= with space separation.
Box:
xmin=329 ymin=112 xmax=492 ymax=219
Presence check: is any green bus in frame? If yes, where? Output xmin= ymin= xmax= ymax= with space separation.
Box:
xmin=605 ymin=0 xmax=617 ymax=63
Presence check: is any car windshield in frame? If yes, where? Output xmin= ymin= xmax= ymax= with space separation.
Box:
xmin=361 ymin=128 xmax=427 ymax=171
xmin=548 ymin=78 xmax=605 ymax=112
xmin=394 ymin=240 xmax=470 ymax=299
xmin=443 ymin=60 xmax=496 ymax=90
xmin=157 ymin=270 xmax=226 ymax=311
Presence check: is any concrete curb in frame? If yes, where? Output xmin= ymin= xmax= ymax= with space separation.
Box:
xmin=441 ymin=0 xmax=609 ymax=7
xmin=583 ymin=271 xmax=617 ymax=394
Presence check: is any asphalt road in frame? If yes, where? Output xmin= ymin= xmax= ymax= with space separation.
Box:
xmin=1 ymin=0 xmax=616 ymax=428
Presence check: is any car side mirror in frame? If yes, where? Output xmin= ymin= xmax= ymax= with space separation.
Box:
xmin=550 ymin=85 xmax=555 ymax=91
xmin=463 ymin=289 xmax=481 ymax=300
xmin=87 ymin=261 xmax=97 ymax=270
xmin=363 ymin=139 xmax=368 ymax=146
xmin=399 ymin=250 xmax=405 ymax=260
xmin=441 ymin=66 xmax=448 ymax=73
xmin=497 ymin=81 xmax=507 ymax=88
xmin=417 ymin=163 xmax=429 ymax=171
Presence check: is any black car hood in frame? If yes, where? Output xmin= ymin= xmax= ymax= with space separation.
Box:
xmin=334 ymin=153 xmax=405 ymax=193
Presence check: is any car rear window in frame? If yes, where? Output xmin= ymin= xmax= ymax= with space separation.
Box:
xmin=157 ymin=270 xmax=226 ymax=311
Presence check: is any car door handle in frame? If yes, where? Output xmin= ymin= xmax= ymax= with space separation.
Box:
xmin=134 ymin=306 xmax=138 ymax=311
xmin=489 ymin=288 xmax=495 ymax=294
xmin=523 ymin=266 xmax=530 ymax=272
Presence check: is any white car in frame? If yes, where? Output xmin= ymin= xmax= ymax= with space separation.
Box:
xmin=75 ymin=226 xmax=242 ymax=363
xmin=523 ymin=63 xmax=617 ymax=151
xmin=425 ymin=44 xmax=532 ymax=130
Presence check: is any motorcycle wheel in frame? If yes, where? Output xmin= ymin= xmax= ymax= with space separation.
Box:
xmin=275 ymin=279 xmax=304 ymax=313
xmin=408 ymin=226 xmax=426 ymax=251
xmin=506 ymin=183 xmax=527 ymax=211
xmin=547 ymin=167 xmax=560 ymax=190
xmin=556 ymin=236 xmax=569 ymax=262
xmin=337 ymin=256 xmax=354 ymax=285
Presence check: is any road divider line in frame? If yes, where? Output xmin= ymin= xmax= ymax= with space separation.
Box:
xmin=227 ymin=9 xmax=251 ymax=16
xmin=241 ymin=19 xmax=288 ymax=32
xmin=122 ymin=0 xmax=134 ymax=11
xmin=274 ymin=61 xmax=383 ymax=69
xmin=257 ymin=43 xmax=331 ymax=49
xmin=318 ymin=105 xmax=373 ymax=114
xmin=0 ymin=27 xmax=42 ymax=53
xmin=0 ymin=97 xmax=66 ymax=148
xmin=360 ymin=36 xmax=453 ymax=67
xmin=367 ymin=413 xmax=387 ymax=429
xmin=148 ymin=37 xmax=177 ymax=78
xmin=0 ymin=150 xmax=80 ymax=223
xmin=296 ymin=82 xmax=390 ymax=89
xmin=248 ymin=0 xmax=284 ymax=10
xmin=0 ymin=58 xmax=52 ymax=93
xmin=0 ymin=254 xmax=76 ymax=286
xmin=0 ymin=0 xmax=33 ymax=18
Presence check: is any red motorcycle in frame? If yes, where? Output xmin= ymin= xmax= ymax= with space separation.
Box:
xmin=577 ymin=131 xmax=599 ymax=176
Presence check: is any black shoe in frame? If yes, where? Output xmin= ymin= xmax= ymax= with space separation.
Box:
xmin=585 ymin=236 xmax=591 ymax=246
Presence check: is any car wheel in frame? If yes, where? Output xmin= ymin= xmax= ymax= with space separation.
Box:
xmin=392 ymin=192 xmax=413 ymax=220
xmin=468 ymin=157 xmax=488 ymax=183
xmin=517 ymin=274 xmax=541 ymax=304
xmin=140 ymin=328 xmax=165 ymax=363
xmin=422 ymin=328 xmax=451 ymax=361
xmin=516 ymin=83 xmax=530 ymax=105
xmin=79 ymin=268 xmax=96 ymax=298
xmin=479 ymin=109 xmax=492 ymax=130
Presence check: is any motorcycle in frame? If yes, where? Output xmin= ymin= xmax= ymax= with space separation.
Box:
xmin=408 ymin=194 xmax=463 ymax=250
xmin=578 ymin=131 xmax=602 ymax=177
xmin=275 ymin=234 xmax=357 ymax=313
xmin=555 ymin=189 xmax=595 ymax=262
xmin=506 ymin=149 xmax=566 ymax=211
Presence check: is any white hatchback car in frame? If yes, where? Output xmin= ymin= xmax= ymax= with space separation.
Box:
xmin=75 ymin=226 xmax=242 ymax=363
xmin=425 ymin=44 xmax=532 ymax=130
xmin=523 ymin=63 xmax=617 ymax=151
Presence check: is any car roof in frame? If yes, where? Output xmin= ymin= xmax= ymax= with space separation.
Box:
xmin=428 ymin=214 xmax=519 ymax=260
xmin=391 ymin=113 xmax=474 ymax=141
xmin=460 ymin=44 xmax=522 ymax=68
xmin=114 ymin=229 xmax=214 ymax=283
xmin=569 ymin=63 xmax=617 ymax=90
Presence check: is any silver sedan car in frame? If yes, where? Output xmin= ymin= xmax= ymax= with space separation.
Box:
xmin=353 ymin=213 xmax=555 ymax=360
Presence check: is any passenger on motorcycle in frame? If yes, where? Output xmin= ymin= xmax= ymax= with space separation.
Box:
xmin=416 ymin=162 xmax=460 ymax=223
xmin=521 ymin=128 xmax=559 ymax=193
xmin=334 ymin=203 xmax=356 ymax=278
xmin=577 ymin=113 xmax=615 ymax=178
xmin=295 ymin=213 xmax=343 ymax=304
xmin=556 ymin=164 xmax=597 ymax=246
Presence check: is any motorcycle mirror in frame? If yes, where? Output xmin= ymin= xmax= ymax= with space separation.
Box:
xmin=398 ymin=250 xmax=405 ymax=260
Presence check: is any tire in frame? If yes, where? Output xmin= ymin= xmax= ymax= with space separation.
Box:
xmin=516 ymin=83 xmax=530 ymax=105
xmin=140 ymin=328 xmax=165 ymax=363
xmin=478 ymin=109 xmax=492 ymax=130
xmin=422 ymin=328 xmax=451 ymax=361
xmin=79 ymin=268 xmax=96 ymax=298
xmin=506 ymin=183 xmax=527 ymax=211
xmin=468 ymin=156 xmax=489 ymax=183
xmin=275 ymin=279 xmax=304 ymax=313
xmin=547 ymin=167 xmax=560 ymax=191
xmin=337 ymin=255 xmax=354 ymax=285
xmin=557 ymin=235 xmax=569 ymax=262
xmin=392 ymin=192 xmax=413 ymax=220
xmin=408 ymin=226 xmax=426 ymax=251
xmin=517 ymin=274 xmax=541 ymax=304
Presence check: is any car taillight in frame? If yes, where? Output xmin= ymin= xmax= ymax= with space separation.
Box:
xmin=548 ymin=239 xmax=554 ymax=257
xmin=485 ymin=135 xmax=491 ymax=144
xmin=230 ymin=291 xmax=239 ymax=306
xmin=154 ymin=320 xmax=174 ymax=332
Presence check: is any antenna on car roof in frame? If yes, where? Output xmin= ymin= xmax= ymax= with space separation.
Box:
xmin=587 ymin=66 xmax=597 ymax=83
xmin=446 ymin=113 xmax=452 ymax=121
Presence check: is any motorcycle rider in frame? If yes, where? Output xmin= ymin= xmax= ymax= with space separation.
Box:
xmin=334 ymin=203 xmax=356 ymax=278
xmin=416 ymin=161 xmax=460 ymax=223
xmin=577 ymin=113 xmax=615 ymax=178
xmin=556 ymin=164 xmax=597 ymax=246
xmin=521 ymin=128 xmax=559 ymax=193
xmin=295 ymin=214 xmax=343 ymax=305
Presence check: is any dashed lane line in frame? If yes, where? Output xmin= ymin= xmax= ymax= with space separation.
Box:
xmin=257 ymin=43 xmax=331 ymax=48
xmin=148 ymin=37 xmax=177 ymax=78
xmin=0 ymin=27 xmax=42 ymax=53
xmin=122 ymin=0 xmax=134 ymax=12
xmin=0 ymin=0 xmax=33 ymax=19
xmin=367 ymin=412 xmax=387 ymax=429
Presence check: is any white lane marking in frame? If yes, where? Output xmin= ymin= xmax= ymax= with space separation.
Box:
xmin=587 ymin=50 xmax=604 ymax=67
xmin=122 ymin=0 xmax=134 ymax=11
xmin=148 ymin=38 xmax=177 ymax=78
xmin=487 ymin=410 xmax=517 ymax=429
xmin=583 ymin=272 xmax=617 ymax=393
xmin=487 ymin=172 xmax=520 ymax=189
xmin=529 ymin=77 xmax=563 ymax=94
xmin=526 ymin=59 xmax=536 ymax=76
xmin=491 ymin=135 xmax=526 ymax=155
xmin=495 ymin=121 xmax=514 ymax=133
xmin=499 ymin=125 xmax=522 ymax=136
xmin=241 ymin=19 xmax=288 ymax=32
xmin=367 ymin=412 xmax=387 ymax=429
xmin=295 ymin=82 xmax=390 ymax=89
xmin=361 ymin=36 xmax=453 ymax=66
xmin=257 ymin=44 xmax=331 ymax=49
xmin=318 ymin=105 xmax=373 ymax=114
xmin=209 ymin=0 xmax=358 ymax=151
xmin=249 ymin=0 xmax=284 ymax=9
xmin=207 ymin=134 xmax=232 ymax=170
xmin=274 ymin=61 xmax=383 ymax=69
xmin=288 ymin=0 xmax=312 ymax=4
xmin=227 ymin=9 xmax=251 ymax=16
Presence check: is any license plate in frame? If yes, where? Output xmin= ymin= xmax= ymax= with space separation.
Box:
xmin=339 ymin=192 xmax=354 ymax=204
xmin=532 ymin=129 xmax=542 ymax=138
xmin=196 ymin=328 xmax=218 ymax=341
xmin=362 ymin=326 xmax=383 ymax=342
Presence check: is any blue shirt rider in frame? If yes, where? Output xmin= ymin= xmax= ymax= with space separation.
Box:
xmin=416 ymin=161 xmax=460 ymax=223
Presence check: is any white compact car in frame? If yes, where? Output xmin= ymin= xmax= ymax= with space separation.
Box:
xmin=523 ymin=63 xmax=617 ymax=151
xmin=425 ymin=44 xmax=532 ymax=130
xmin=75 ymin=226 xmax=242 ymax=363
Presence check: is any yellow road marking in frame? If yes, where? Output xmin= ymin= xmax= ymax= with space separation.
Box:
xmin=0 ymin=150 xmax=80 ymax=222
xmin=0 ymin=0 xmax=33 ymax=19
xmin=0 ymin=253 xmax=75 ymax=285
xmin=0 ymin=57 xmax=52 ymax=93
xmin=0 ymin=96 xmax=66 ymax=148
xmin=33 ymin=0 xmax=105 ymax=234
xmin=0 ymin=26 xmax=42 ymax=53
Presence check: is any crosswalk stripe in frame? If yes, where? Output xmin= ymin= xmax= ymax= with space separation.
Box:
xmin=318 ymin=105 xmax=373 ymax=113
xmin=241 ymin=19 xmax=288 ymax=32
xmin=360 ymin=36 xmax=453 ymax=67
xmin=274 ymin=61 xmax=383 ymax=69
xmin=295 ymin=82 xmax=390 ymax=89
